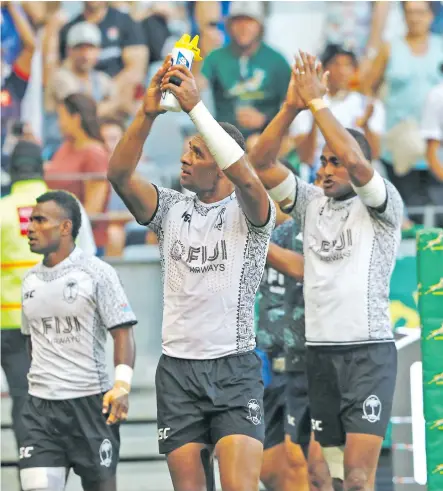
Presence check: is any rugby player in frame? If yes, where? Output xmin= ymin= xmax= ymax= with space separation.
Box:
xmin=19 ymin=190 xmax=137 ymax=491
xmin=249 ymin=51 xmax=403 ymax=491
xmin=108 ymin=55 xmax=275 ymax=491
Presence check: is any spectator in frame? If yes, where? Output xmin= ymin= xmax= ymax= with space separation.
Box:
xmin=363 ymin=0 xmax=443 ymax=206
xmin=58 ymin=2 xmax=148 ymax=114
xmin=187 ymin=1 xmax=229 ymax=57
xmin=200 ymin=1 xmax=291 ymax=141
xmin=1 ymin=3 xmax=36 ymax=171
xmin=321 ymin=2 xmax=390 ymax=80
xmin=100 ymin=117 xmax=135 ymax=257
xmin=45 ymin=94 xmax=110 ymax=255
xmin=44 ymin=21 xmax=121 ymax=157
xmin=422 ymin=81 xmax=443 ymax=183
xmin=290 ymin=44 xmax=385 ymax=173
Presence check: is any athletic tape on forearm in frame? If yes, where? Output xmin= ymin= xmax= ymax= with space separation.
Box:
xmin=322 ymin=446 xmax=344 ymax=481
xmin=267 ymin=172 xmax=296 ymax=205
xmin=115 ymin=364 xmax=133 ymax=386
xmin=188 ymin=101 xmax=245 ymax=170
xmin=351 ymin=170 xmax=387 ymax=208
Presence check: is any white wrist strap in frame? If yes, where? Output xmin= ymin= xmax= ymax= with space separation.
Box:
xmin=115 ymin=364 xmax=133 ymax=386
xmin=188 ymin=101 xmax=244 ymax=170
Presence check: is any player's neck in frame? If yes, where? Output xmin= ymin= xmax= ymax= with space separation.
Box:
xmin=43 ymin=244 xmax=76 ymax=268
xmin=334 ymin=190 xmax=357 ymax=202
xmin=197 ymin=185 xmax=235 ymax=204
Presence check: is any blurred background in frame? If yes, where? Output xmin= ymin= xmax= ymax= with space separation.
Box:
xmin=1 ymin=1 xmax=443 ymax=490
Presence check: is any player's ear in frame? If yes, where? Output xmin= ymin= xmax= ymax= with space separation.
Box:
xmin=60 ymin=218 xmax=73 ymax=237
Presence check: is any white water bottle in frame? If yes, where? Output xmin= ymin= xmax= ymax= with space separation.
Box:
xmin=160 ymin=34 xmax=202 ymax=113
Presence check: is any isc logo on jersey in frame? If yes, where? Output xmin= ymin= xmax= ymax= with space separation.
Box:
xmin=176 ymin=52 xmax=190 ymax=68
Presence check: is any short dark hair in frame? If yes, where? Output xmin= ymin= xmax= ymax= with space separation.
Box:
xmin=36 ymin=190 xmax=82 ymax=239
xmin=219 ymin=122 xmax=246 ymax=151
xmin=346 ymin=128 xmax=372 ymax=162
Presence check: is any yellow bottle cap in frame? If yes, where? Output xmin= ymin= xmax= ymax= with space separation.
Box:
xmin=174 ymin=34 xmax=203 ymax=61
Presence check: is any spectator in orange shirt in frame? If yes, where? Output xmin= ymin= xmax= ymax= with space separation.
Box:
xmin=45 ymin=94 xmax=110 ymax=255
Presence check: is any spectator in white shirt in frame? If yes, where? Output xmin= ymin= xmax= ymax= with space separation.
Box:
xmin=290 ymin=44 xmax=385 ymax=179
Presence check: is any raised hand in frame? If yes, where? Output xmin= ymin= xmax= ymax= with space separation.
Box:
xmin=293 ymin=50 xmax=329 ymax=106
xmin=285 ymin=69 xmax=308 ymax=111
xmin=160 ymin=64 xmax=201 ymax=113
xmin=143 ymin=55 xmax=172 ymax=117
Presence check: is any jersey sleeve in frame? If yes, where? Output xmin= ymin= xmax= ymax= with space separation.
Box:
xmin=367 ymin=179 xmax=404 ymax=229
xmin=245 ymin=197 xmax=276 ymax=237
xmin=95 ymin=263 xmax=138 ymax=330
xmin=21 ymin=275 xmax=31 ymax=335
xmin=143 ymin=185 xmax=188 ymax=234
xmin=21 ymin=311 xmax=30 ymax=335
xmin=289 ymin=177 xmax=323 ymax=229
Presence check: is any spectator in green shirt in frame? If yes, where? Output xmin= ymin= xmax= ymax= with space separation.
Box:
xmin=200 ymin=2 xmax=291 ymax=141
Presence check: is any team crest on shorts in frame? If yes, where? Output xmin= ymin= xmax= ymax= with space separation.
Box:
xmin=99 ymin=439 xmax=112 ymax=467
xmin=362 ymin=395 xmax=382 ymax=423
xmin=246 ymin=399 xmax=262 ymax=425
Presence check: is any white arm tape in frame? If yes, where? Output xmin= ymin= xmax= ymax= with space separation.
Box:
xmin=351 ymin=170 xmax=387 ymax=208
xmin=115 ymin=364 xmax=133 ymax=386
xmin=188 ymin=101 xmax=245 ymax=170
xmin=267 ymin=172 xmax=296 ymax=206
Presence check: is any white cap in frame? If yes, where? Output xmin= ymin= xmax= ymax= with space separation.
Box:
xmin=228 ymin=2 xmax=265 ymax=24
xmin=67 ymin=22 xmax=101 ymax=48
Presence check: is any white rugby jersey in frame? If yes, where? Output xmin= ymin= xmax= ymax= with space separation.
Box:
xmin=146 ymin=186 xmax=275 ymax=359
xmin=21 ymin=248 xmax=137 ymax=400
xmin=290 ymin=177 xmax=403 ymax=346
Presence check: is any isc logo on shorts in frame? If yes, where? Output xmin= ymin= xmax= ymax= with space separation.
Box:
xmin=311 ymin=419 xmax=323 ymax=432
xmin=158 ymin=427 xmax=170 ymax=441
xmin=19 ymin=446 xmax=34 ymax=459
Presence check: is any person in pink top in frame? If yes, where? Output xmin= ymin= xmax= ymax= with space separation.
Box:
xmin=45 ymin=94 xmax=110 ymax=253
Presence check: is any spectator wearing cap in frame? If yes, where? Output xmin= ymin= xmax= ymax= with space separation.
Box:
xmin=363 ymin=1 xmax=443 ymax=207
xmin=1 ymin=3 xmax=35 ymax=170
xmin=44 ymin=21 xmax=121 ymax=158
xmin=0 ymin=140 xmax=96 ymax=455
xmin=59 ymin=2 xmax=147 ymax=114
xmin=290 ymin=44 xmax=385 ymax=177
xmin=200 ymin=1 xmax=291 ymax=140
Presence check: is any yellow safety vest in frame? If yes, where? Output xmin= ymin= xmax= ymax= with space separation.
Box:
xmin=1 ymin=180 xmax=48 ymax=329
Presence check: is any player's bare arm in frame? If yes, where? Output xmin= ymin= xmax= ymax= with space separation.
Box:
xmin=267 ymin=244 xmax=304 ymax=281
xmin=295 ymin=51 xmax=392 ymax=212
xmin=294 ymin=52 xmax=374 ymax=187
xmin=107 ymin=55 xmax=172 ymax=224
xmin=102 ymin=325 xmax=136 ymax=425
xmin=161 ymin=64 xmax=270 ymax=226
xmin=248 ymin=63 xmax=328 ymax=209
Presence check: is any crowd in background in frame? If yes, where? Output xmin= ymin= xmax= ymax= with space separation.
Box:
xmin=2 ymin=0 xmax=443 ymax=257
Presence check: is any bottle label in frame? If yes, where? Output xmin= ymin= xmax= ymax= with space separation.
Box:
xmin=176 ymin=51 xmax=190 ymax=68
